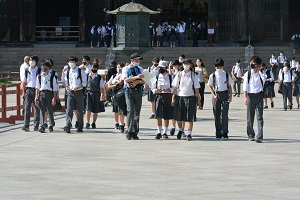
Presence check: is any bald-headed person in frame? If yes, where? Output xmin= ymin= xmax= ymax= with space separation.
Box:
xmin=20 ymin=56 xmax=30 ymax=80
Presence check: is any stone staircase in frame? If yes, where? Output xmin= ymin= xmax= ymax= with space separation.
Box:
xmin=0 ymin=44 xmax=296 ymax=80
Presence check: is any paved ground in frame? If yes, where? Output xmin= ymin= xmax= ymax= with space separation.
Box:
xmin=0 ymin=86 xmax=300 ymax=200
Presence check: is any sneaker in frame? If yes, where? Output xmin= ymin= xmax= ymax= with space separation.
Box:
xmin=115 ymin=123 xmax=120 ymax=129
xmin=34 ymin=126 xmax=39 ymax=131
xmin=187 ymin=135 xmax=192 ymax=141
xmin=63 ymin=126 xmax=71 ymax=133
xmin=263 ymin=105 xmax=268 ymax=109
xmin=48 ymin=126 xmax=53 ymax=132
xmin=177 ymin=131 xmax=183 ymax=139
xmin=77 ymin=129 xmax=83 ymax=132
xmin=271 ymin=102 xmax=274 ymax=108
xmin=284 ymin=107 xmax=287 ymax=111
xmin=44 ymin=123 xmax=48 ymax=128
xmin=163 ymin=133 xmax=169 ymax=139
xmin=92 ymin=123 xmax=96 ymax=129
xmin=216 ymin=137 xmax=221 ymax=140
xmin=248 ymin=138 xmax=255 ymax=141
xmin=233 ymin=93 xmax=237 ymax=97
xmin=155 ymin=133 xmax=162 ymax=139
xmin=149 ymin=114 xmax=155 ymax=119
xmin=170 ymin=128 xmax=175 ymax=136
xmin=289 ymin=105 xmax=293 ymax=110
xmin=237 ymin=95 xmax=240 ymax=97
xmin=39 ymin=127 xmax=46 ymax=133
xmin=22 ymin=126 xmax=30 ymax=132
xmin=119 ymin=125 xmax=125 ymax=133
xmin=85 ymin=123 xmax=90 ymax=129
xmin=75 ymin=121 xmax=79 ymax=129
xmin=223 ymin=137 xmax=228 ymax=141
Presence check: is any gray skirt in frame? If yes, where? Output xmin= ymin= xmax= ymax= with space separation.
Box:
xmin=173 ymin=96 xmax=197 ymax=122
xmin=86 ymin=91 xmax=103 ymax=113
xmin=154 ymin=93 xmax=173 ymax=120
xmin=293 ymin=84 xmax=300 ymax=97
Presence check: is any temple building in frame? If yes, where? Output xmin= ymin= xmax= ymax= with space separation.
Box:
xmin=0 ymin=0 xmax=299 ymax=43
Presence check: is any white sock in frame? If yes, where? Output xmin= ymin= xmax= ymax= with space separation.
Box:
xmin=186 ymin=130 xmax=192 ymax=136
xmin=164 ymin=126 xmax=168 ymax=134
xmin=179 ymin=128 xmax=183 ymax=131
xmin=157 ymin=126 xmax=162 ymax=134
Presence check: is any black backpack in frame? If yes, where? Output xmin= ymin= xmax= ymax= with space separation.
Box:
xmin=38 ymin=71 xmax=58 ymax=91
xmin=212 ymin=72 xmax=229 ymax=93
xmin=25 ymin=67 xmax=41 ymax=80
xmin=66 ymin=66 xmax=82 ymax=85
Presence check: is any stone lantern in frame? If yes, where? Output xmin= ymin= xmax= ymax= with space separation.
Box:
xmin=104 ymin=1 xmax=160 ymax=50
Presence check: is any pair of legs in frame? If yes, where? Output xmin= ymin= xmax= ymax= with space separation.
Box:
xmin=233 ymin=78 xmax=242 ymax=96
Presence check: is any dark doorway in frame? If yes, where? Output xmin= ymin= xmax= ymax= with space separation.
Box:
xmin=289 ymin=0 xmax=300 ymax=36
xmin=36 ymin=0 xmax=79 ymax=26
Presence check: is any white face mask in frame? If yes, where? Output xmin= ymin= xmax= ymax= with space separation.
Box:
xmin=216 ymin=68 xmax=222 ymax=73
xmin=236 ymin=63 xmax=240 ymax=66
xmin=196 ymin=62 xmax=201 ymax=66
xmin=132 ymin=62 xmax=139 ymax=67
xmin=179 ymin=58 xmax=183 ymax=63
xmin=183 ymin=64 xmax=190 ymax=70
xmin=283 ymin=67 xmax=288 ymax=72
xmin=280 ymin=53 xmax=283 ymax=56
xmin=117 ymin=68 xmax=122 ymax=74
xmin=69 ymin=62 xmax=76 ymax=69
xmin=29 ymin=61 xmax=36 ymax=67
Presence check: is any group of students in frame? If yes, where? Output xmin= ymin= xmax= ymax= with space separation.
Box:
xmin=19 ymin=53 xmax=300 ymax=143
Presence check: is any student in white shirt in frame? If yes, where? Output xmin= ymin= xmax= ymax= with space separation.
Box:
xmin=208 ymin=58 xmax=233 ymax=140
xmin=269 ymin=53 xmax=278 ymax=81
xmin=277 ymin=51 xmax=287 ymax=69
xmin=147 ymin=57 xmax=160 ymax=119
xmin=63 ymin=56 xmax=87 ymax=133
xmin=243 ymin=56 xmax=266 ymax=143
xmin=172 ymin=59 xmax=201 ymax=141
xmin=35 ymin=61 xmax=59 ymax=133
xmin=278 ymin=61 xmax=297 ymax=111
xmin=231 ymin=59 xmax=244 ymax=97
xmin=151 ymin=61 xmax=174 ymax=139
xmin=107 ymin=63 xmax=127 ymax=133
xmin=261 ymin=63 xmax=275 ymax=109
xmin=195 ymin=58 xmax=208 ymax=109
xmin=21 ymin=55 xmax=41 ymax=132
xmin=20 ymin=56 xmax=29 ymax=81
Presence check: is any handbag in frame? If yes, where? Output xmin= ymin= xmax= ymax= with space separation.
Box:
xmin=278 ymin=81 xmax=283 ymax=94
xmin=53 ymin=98 xmax=62 ymax=111
xmin=115 ymin=88 xmax=126 ymax=107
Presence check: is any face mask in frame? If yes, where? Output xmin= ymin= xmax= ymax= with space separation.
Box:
xmin=91 ymin=69 xmax=98 ymax=73
xmin=183 ymin=64 xmax=190 ymax=70
xmin=250 ymin=64 xmax=256 ymax=69
xmin=236 ymin=63 xmax=240 ymax=66
xmin=69 ymin=62 xmax=76 ymax=69
xmin=283 ymin=67 xmax=288 ymax=72
xmin=159 ymin=68 xmax=166 ymax=74
xmin=29 ymin=61 xmax=36 ymax=67
xmin=196 ymin=62 xmax=201 ymax=66
xmin=132 ymin=62 xmax=139 ymax=67
xmin=280 ymin=53 xmax=283 ymax=56
xmin=179 ymin=58 xmax=183 ymax=63
xmin=41 ymin=67 xmax=49 ymax=73
xmin=117 ymin=68 xmax=122 ymax=74
xmin=82 ymin=62 xmax=87 ymax=66
xmin=216 ymin=68 xmax=222 ymax=73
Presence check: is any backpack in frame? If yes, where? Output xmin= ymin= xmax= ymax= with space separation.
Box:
xmin=25 ymin=67 xmax=41 ymax=80
xmin=66 ymin=66 xmax=82 ymax=85
xmin=212 ymin=72 xmax=229 ymax=93
xmin=247 ymin=69 xmax=263 ymax=87
xmin=38 ymin=71 xmax=58 ymax=91
xmin=281 ymin=69 xmax=293 ymax=81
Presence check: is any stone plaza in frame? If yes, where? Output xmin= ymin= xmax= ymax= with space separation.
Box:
xmin=0 ymin=85 xmax=299 ymax=200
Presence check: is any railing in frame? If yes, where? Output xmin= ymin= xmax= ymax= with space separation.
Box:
xmin=36 ymin=26 xmax=80 ymax=41
xmin=0 ymin=83 xmax=66 ymax=124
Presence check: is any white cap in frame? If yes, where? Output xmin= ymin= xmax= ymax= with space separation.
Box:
xmin=158 ymin=60 xmax=168 ymax=68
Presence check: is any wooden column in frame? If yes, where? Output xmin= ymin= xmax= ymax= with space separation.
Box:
xmin=79 ymin=0 xmax=85 ymax=42
xmin=20 ymin=0 xmax=36 ymax=42
xmin=280 ymin=0 xmax=289 ymax=40
xmin=248 ymin=0 xmax=263 ymax=41
xmin=207 ymin=0 xmax=219 ymax=41
xmin=235 ymin=0 xmax=248 ymax=41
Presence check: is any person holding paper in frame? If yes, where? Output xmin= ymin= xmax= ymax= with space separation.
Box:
xmin=122 ymin=53 xmax=145 ymax=140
